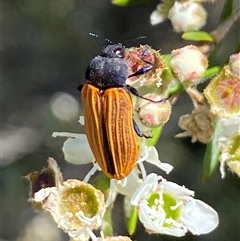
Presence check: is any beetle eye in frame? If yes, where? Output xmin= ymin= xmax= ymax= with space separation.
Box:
xmin=114 ymin=48 xmax=124 ymax=58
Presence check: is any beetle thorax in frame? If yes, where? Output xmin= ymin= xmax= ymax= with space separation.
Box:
xmin=86 ymin=53 xmax=129 ymax=89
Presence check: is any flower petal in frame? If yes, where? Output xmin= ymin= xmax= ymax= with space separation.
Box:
xmin=161 ymin=180 xmax=194 ymax=199
xmin=131 ymin=173 xmax=160 ymax=205
xmin=144 ymin=146 xmax=173 ymax=174
xmin=114 ymin=168 xmax=140 ymax=197
xmin=181 ymin=198 xmax=219 ymax=235
xmin=219 ymin=116 xmax=240 ymax=137
xmin=52 ymin=132 xmax=94 ymax=164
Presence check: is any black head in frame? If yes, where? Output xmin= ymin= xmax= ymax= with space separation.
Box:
xmin=100 ymin=44 xmax=125 ymax=59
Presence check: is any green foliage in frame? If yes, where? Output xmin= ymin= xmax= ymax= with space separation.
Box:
xmin=182 ymin=31 xmax=214 ymax=42
xmin=112 ymin=0 xmax=151 ymax=7
xmin=203 ymin=66 xmax=221 ymax=81
xmin=202 ymin=120 xmax=222 ymax=181
xmin=146 ymin=126 xmax=163 ymax=146
xmin=91 ymin=172 xmax=110 ymax=192
xmin=125 ymin=204 xmax=138 ymax=235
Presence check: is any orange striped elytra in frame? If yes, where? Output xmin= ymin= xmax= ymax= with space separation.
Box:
xmin=81 ymin=84 xmax=138 ymax=179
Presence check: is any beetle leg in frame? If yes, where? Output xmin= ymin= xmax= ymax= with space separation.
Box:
xmin=127 ymin=85 xmax=168 ymax=103
xmin=133 ymin=119 xmax=151 ymax=138
xmin=128 ymin=46 xmax=153 ymax=77
xmin=128 ymin=64 xmax=153 ymax=77
xmin=140 ymin=46 xmax=153 ymax=65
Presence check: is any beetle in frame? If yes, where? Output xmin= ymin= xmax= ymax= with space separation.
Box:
xmin=79 ymin=43 xmax=160 ymax=179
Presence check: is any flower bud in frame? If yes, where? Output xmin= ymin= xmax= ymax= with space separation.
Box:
xmin=170 ymin=45 xmax=208 ymax=86
xmin=229 ymin=52 xmax=240 ymax=77
xmin=168 ymin=2 xmax=207 ymax=32
xmin=135 ymin=93 xmax=172 ymax=127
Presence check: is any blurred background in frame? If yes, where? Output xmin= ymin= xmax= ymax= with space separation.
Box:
xmin=1 ymin=0 xmax=240 ymax=241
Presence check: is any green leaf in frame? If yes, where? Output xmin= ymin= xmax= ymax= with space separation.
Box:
xmin=182 ymin=31 xmax=214 ymax=42
xmin=125 ymin=203 xmax=138 ymax=235
xmin=203 ymin=66 xmax=221 ymax=80
xmin=112 ymin=0 xmax=150 ymax=6
xmin=146 ymin=126 xmax=163 ymax=146
xmin=90 ymin=172 xmax=110 ymax=192
xmin=220 ymin=0 xmax=233 ymax=21
xmin=202 ymin=120 xmax=222 ymax=181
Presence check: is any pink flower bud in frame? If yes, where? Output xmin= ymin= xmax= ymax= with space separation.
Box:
xmin=170 ymin=45 xmax=208 ymax=86
xmin=136 ymin=93 xmax=172 ymax=127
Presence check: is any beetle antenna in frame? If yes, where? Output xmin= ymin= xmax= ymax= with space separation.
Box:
xmin=134 ymin=36 xmax=147 ymax=41
xmin=89 ymin=32 xmax=112 ymax=46
xmin=124 ymin=36 xmax=147 ymax=46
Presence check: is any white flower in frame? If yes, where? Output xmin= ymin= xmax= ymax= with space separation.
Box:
xmin=217 ymin=116 xmax=240 ymax=178
xmin=34 ymin=179 xmax=106 ymax=241
xmin=218 ymin=116 xmax=240 ymax=144
xmin=131 ymin=173 xmax=219 ymax=237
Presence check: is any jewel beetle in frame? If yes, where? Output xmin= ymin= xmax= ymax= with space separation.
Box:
xmin=79 ymin=43 xmax=161 ymax=180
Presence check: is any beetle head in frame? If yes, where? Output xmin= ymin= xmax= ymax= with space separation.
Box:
xmin=100 ymin=44 xmax=125 ymax=59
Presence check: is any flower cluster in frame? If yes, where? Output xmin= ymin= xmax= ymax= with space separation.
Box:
xmin=21 ymin=0 xmax=240 ymax=239
xmin=32 ymin=134 xmax=218 ymax=239
xmin=204 ymin=53 xmax=240 ymax=178
xmin=26 ymin=44 xmax=224 ymax=240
